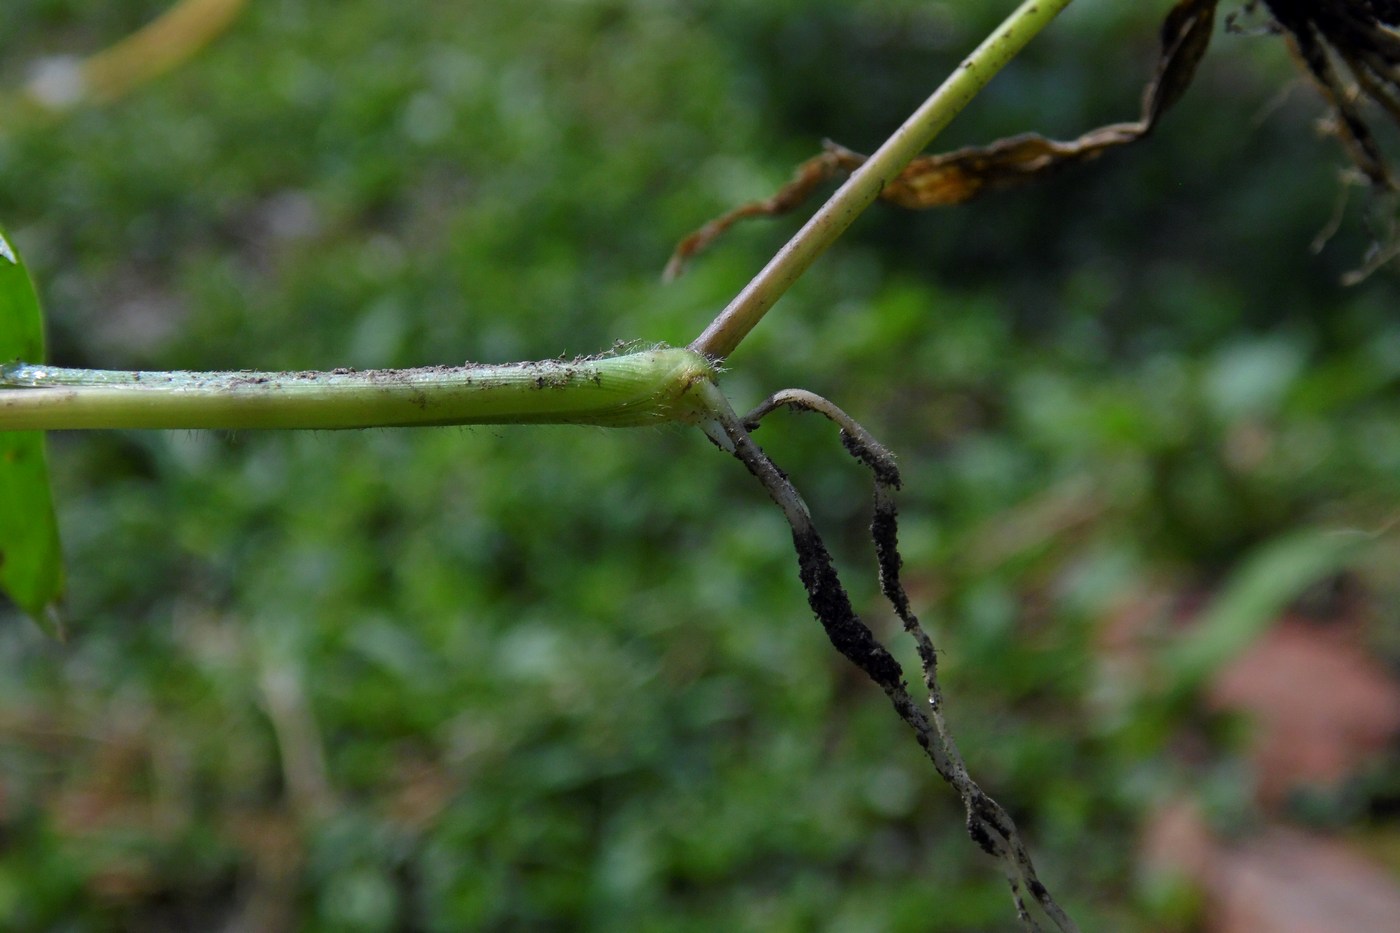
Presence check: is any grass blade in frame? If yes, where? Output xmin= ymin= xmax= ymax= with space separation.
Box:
xmin=1163 ymin=528 xmax=1370 ymax=696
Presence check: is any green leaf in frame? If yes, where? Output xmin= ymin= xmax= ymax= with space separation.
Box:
xmin=1162 ymin=528 xmax=1369 ymax=696
xmin=0 ymin=227 xmax=63 ymax=633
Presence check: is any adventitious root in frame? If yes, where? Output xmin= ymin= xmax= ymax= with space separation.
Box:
xmin=699 ymin=381 xmax=1079 ymax=933
xmin=1248 ymin=0 xmax=1400 ymax=281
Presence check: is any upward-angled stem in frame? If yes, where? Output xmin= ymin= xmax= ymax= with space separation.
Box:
xmin=689 ymin=0 xmax=1074 ymax=362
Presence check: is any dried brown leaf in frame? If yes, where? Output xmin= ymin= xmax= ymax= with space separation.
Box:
xmin=666 ymin=0 xmax=1220 ymax=277
xmin=662 ymin=149 xmax=850 ymax=281
xmin=1208 ymin=618 xmax=1400 ymax=807
xmin=1142 ymin=800 xmax=1400 ymax=933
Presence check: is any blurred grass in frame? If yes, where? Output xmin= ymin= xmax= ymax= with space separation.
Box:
xmin=1 ymin=1 xmax=1399 ymax=930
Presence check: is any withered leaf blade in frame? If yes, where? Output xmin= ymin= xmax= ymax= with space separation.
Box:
xmin=662 ymin=150 xmax=848 ymax=282
xmin=666 ymin=0 xmax=1220 ymax=279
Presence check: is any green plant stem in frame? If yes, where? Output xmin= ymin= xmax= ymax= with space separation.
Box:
xmin=688 ymin=0 xmax=1074 ymax=362
xmin=0 ymin=348 xmax=717 ymax=430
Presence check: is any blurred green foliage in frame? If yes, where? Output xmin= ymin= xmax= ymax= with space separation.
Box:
xmin=1 ymin=1 xmax=1399 ymax=929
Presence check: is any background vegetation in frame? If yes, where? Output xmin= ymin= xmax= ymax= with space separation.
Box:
xmin=2 ymin=1 xmax=1398 ymax=929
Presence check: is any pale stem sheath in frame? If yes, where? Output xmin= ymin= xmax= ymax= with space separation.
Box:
xmin=0 ymin=348 xmax=718 ymax=431
xmin=689 ymin=0 xmax=1075 ymax=361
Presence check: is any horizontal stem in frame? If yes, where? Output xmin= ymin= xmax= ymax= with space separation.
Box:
xmin=0 ymin=348 xmax=718 ymax=430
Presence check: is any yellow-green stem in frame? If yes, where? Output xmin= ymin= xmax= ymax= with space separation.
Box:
xmin=0 ymin=348 xmax=717 ymax=430
xmin=689 ymin=0 xmax=1074 ymax=361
